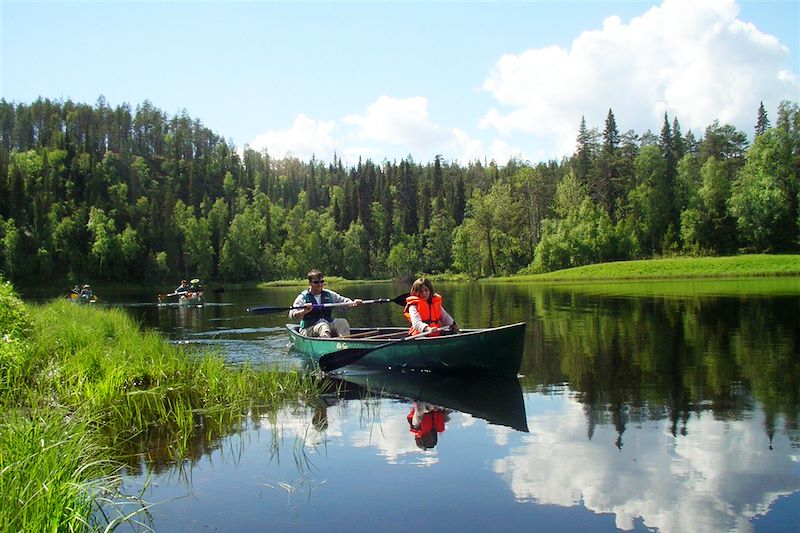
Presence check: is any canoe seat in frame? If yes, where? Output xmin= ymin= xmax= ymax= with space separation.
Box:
xmin=344 ymin=330 xmax=380 ymax=339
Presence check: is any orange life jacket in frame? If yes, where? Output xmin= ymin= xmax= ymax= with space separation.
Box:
xmin=403 ymin=294 xmax=443 ymax=335
xmin=407 ymin=408 xmax=446 ymax=437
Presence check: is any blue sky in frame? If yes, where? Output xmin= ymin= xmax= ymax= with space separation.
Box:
xmin=2 ymin=0 xmax=798 ymax=165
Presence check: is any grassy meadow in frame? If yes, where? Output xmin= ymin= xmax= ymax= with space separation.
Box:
xmin=257 ymin=255 xmax=800 ymax=287
xmin=0 ymin=279 xmax=324 ymax=532
xmin=503 ymin=254 xmax=800 ymax=282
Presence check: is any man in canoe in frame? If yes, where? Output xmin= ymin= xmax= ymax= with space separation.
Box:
xmin=174 ymin=279 xmax=190 ymax=294
xmin=403 ymin=277 xmax=459 ymax=336
xmin=290 ymin=269 xmax=362 ymax=338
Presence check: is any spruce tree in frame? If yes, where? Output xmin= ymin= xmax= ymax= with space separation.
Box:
xmin=755 ymin=101 xmax=770 ymax=137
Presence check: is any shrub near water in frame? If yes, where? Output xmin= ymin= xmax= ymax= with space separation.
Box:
xmin=0 ymin=410 xmax=113 ymax=532
xmin=29 ymin=300 xmax=318 ymax=435
xmin=0 ymin=279 xmax=32 ymax=394
xmin=0 ymin=280 xmax=321 ymax=531
xmin=1 ymin=280 xmax=113 ymax=531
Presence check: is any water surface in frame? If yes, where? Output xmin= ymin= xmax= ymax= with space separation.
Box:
xmin=39 ymin=280 xmax=799 ymax=532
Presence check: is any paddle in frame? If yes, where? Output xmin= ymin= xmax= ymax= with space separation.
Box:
xmin=318 ymin=326 xmax=449 ymax=372
xmin=247 ymin=293 xmax=409 ymax=315
xmin=157 ymin=291 xmax=181 ymax=302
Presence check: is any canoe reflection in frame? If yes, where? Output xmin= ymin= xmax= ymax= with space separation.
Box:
xmin=328 ymin=370 xmax=529 ymax=433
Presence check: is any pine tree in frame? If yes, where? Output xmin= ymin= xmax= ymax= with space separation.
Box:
xmin=595 ymin=109 xmax=620 ymax=215
xmin=659 ymin=113 xmax=679 ymax=230
xmin=602 ymin=109 xmax=619 ymax=155
xmin=755 ymin=101 xmax=770 ymax=137
xmin=574 ymin=116 xmax=593 ymax=185
xmin=671 ymin=117 xmax=685 ymax=161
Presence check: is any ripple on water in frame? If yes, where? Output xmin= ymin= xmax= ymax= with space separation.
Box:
xmin=173 ymin=328 xmax=302 ymax=371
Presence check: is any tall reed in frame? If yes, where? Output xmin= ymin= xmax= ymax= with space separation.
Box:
xmin=1 ymin=279 xmax=324 ymax=531
xmin=0 ymin=405 xmax=118 ymax=531
xmin=28 ymin=301 xmax=319 ymax=437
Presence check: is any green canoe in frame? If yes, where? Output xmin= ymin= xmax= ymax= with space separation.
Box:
xmin=285 ymin=322 xmax=526 ymax=376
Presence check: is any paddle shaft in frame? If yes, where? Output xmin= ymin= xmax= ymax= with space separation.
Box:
xmin=159 ymin=289 xmax=205 ymax=302
xmin=248 ymin=301 xmax=369 ymax=315
xmin=248 ymin=293 xmax=409 ymax=315
xmin=318 ymin=326 xmax=450 ymax=372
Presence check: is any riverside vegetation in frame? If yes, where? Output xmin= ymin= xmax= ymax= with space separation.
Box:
xmin=0 ymin=99 xmax=798 ymax=286
xmin=0 ymin=277 xmax=323 ymax=531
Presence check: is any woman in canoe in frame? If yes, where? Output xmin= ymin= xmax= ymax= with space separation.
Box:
xmin=403 ymin=277 xmax=459 ymax=336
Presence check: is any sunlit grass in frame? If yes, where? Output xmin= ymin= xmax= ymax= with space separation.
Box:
xmin=0 ymin=280 xmax=325 ymax=531
xmin=257 ymin=275 xmax=395 ymax=287
xmin=502 ymin=254 xmax=800 ymax=282
xmin=0 ymin=409 xmax=116 ymax=532
xmin=26 ymin=301 xmax=319 ymax=432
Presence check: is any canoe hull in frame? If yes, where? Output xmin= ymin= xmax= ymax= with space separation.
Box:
xmin=286 ymin=322 xmax=526 ymax=376
xmin=178 ymin=292 xmax=204 ymax=306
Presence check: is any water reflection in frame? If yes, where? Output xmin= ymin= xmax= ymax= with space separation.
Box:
xmin=496 ymin=394 xmax=799 ymax=533
xmin=56 ymin=281 xmax=800 ymax=531
xmin=331 ymin=370 xmax=529 ymax=433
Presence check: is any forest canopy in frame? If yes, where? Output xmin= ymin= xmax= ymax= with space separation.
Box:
xmin=0 ymin=97 xmax=798 ymax=283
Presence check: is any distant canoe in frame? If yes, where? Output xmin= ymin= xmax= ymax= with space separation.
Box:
xmin=285 ymin=322 xmax=526 ymax=376
xmin=68 ymin=292 xmax=96 ymax=304
xmin=178 ymin=291 xmax=204 ymax=306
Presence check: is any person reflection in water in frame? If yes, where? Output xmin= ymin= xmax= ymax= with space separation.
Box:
xmin=407 ymin=402 xmax=448 ymax=449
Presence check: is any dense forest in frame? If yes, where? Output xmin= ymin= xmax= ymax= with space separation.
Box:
xmin=0 ymin=97 xmax=798 ymax=283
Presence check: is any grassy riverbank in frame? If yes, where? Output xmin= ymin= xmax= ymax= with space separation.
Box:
xmin=502 ymin=254 xmax=800 ymax=282
xmin=0 ymin=279 xmax=322 ymax=531
xmin=256 ymin=255 xmax=800 ymax=287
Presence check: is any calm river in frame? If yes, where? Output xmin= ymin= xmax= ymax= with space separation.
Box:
xmin=57 ymin=279 xmax=800 ymax=532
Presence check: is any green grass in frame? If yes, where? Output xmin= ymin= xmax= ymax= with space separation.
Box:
xmin=257 ymin=255 xmax=799 ymax=286
xmin=500 ymin=254 xmax=800 ymax=282
xmin=257 ymin=275 xmax=394 ymax=287
xmin=0 ymin=279 xmax=325 ymax=532
xmin=257 ymin=272 xmax=471 ymax=287
xmin=0 ymin=410 xmax=113 ymax=532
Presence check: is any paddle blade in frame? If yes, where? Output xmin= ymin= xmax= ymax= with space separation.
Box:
xmin=391 ymin=293 xmax=410 ymax=306
xmin=318 ymin=347 xmax=373 ymax=372
xmin=247 ymin=305 xmax=289 ymax=315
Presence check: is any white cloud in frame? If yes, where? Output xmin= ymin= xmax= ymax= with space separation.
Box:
xmin=342 ymin=95 xmax=448 ymax=147
xmin=341 ymin=95 xmax=499 ymax=164
xmin=481 ymin=0 xmax=799 ymax=159
xmin=248 ymin=0 xmax=797 ymax=166
xmin=249 ymin=95 xmax=508 ymax=165
xmin=248 ymin=113 xmax=339 ymax=161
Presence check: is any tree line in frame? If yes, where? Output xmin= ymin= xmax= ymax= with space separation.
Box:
xmin=0 ymin=97 xmax=797 ymax=283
